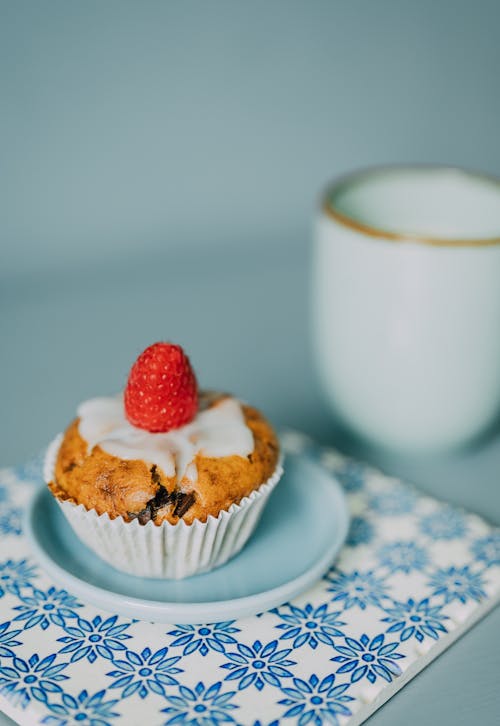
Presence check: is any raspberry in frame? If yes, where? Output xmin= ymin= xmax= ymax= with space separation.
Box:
xmin=124 ymin=343 xmax=198 ymax=433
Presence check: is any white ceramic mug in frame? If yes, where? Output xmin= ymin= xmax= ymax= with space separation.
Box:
xmin=312 ymin=165 xmax=500 ymax=452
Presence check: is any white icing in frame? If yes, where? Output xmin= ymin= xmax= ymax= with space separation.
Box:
xmin=77 ymin=395 xmax=254 ymax=483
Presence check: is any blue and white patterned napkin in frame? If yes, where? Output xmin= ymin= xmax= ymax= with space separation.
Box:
xmin=0 ymin=432 xmax=499 ymax=726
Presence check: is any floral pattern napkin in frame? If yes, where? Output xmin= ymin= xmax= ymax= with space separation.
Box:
xmin=0 ymin=431 xmax=499 ymax=726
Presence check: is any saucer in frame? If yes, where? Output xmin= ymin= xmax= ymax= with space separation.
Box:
xmin=25 ymin=452 xmax=349 ymax=623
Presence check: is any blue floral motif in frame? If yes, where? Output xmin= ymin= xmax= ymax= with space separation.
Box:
xmin=1 ymin=441 xmax=500 ymax=725
xmin=377 ymin=541 xmax=428 ymax=574
xmin=40 ymin=688 xmax=121 ymax=725
xmin=0 ymin=653 xmax=69 ymax=709
xmin=278 ymin=673 xmax=354 ymax=726
xmin=0 ymin=620 xmax=23 ymax=658
xmin=167 ymin=621 xmax=240 ymax=656
xmin=369 ymin=487 xmax=417 ymax=516
xmin=381 ymin=597 xmax=448 ymax=642
xmin=325 ymin=569 xmax=389 ymax=610
xmin=333 ymin=461 xmax=365 ymax=492
xmin=106 ymin=646 xmax=182 ymax=699
xmin=470 ymin=533 xmax=500 ymax=567
xmin=419 ymin=508 xmax=467 ymax=540
xmin=57 ymin=615 xmax=132 ymax=663
xmin=0 ymin=507 xmax=22 ymax=536
xmin=161 ymin=681 xmax=238 ymax=725
xmin=332 ymin=633 xmax=405 ymax=684
xmin=272 ymin=603 xmax=345 ymax=650
xmin=13 ymin=586 xmax=82 ymax=631
xmin=0 ymin=558 xmax=38 ymax=598
xmin=347 ymin=516 xmax=375 ymax=547
xmin=428 ymin=566 xmax=486 ymax=604
xmin=221 ymin=639 xmax=296 ymax=691
xmin=14 ymin=454 xmax=44 ymax=484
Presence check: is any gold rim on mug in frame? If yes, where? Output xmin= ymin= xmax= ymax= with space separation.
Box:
xmin=322 ymin=164 xmax=500 ymax=247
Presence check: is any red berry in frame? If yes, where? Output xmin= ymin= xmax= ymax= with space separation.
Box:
xmin=124 ymin=343 xmax=198 ymax=433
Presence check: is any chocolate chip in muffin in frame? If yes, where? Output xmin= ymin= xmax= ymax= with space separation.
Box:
xmin=136 ymin=508 xmax=152 ymax=525
xmin=150 ymin=464 xmax=162 ymax=486
xmin=150 ymin=484 xmax=171 ymax=517
xmin=173 ymin=491 xmax=196 ymax=518
xmin=128 ymin=479 xmax=196 ymax=524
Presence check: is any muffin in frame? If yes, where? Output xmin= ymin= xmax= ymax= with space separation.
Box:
xmin=45 ymin=342 xmax=282 ymax=578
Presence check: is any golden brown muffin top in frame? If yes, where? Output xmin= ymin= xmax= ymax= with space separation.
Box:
xmin=49 ymin=393 xmax=279 ymax=525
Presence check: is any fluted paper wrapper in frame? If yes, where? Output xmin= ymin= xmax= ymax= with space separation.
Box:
xmin=44 ymin=435 xmax=283 ymax=579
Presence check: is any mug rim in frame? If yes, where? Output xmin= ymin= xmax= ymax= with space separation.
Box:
xmin=322 ymin=164 xmax=500 ymax=247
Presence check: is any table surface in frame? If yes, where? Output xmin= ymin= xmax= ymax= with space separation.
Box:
xmin=1 ymin=239 xmax=499 ymax=725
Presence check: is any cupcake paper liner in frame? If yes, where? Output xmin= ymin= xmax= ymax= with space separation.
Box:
xmin=44 ymin=434 xmax=283 ymax=579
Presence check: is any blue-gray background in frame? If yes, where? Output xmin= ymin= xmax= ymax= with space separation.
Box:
xmin=1 ymin=3 xmax=500 ymax=725
xmin=2 ymin=0 xmax=500 ymax=278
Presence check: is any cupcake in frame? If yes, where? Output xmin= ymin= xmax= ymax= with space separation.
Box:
xmin=45 ymin=343 xmax=282 ymax=578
